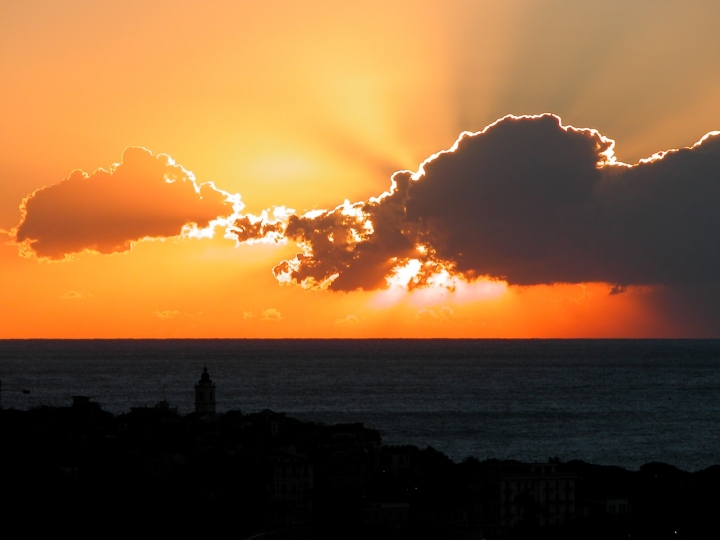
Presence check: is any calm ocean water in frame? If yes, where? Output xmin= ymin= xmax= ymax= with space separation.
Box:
xmin=1 ymin=339 xmax=719 ymax=471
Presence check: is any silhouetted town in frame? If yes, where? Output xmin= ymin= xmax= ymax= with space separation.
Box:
xmin=1 ymin=368 xmax=718 ymax=539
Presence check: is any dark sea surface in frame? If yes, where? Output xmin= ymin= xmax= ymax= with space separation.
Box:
xmin=1 ymin=339 xmax=719 ymax=471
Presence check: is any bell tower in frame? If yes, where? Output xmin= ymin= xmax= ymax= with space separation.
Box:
xmin=194 ymin=366 xmax=216 ymax=414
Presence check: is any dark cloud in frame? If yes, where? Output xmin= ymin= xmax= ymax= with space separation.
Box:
xmin=14 ymin=147 xmax=237 ymax=259
xmin=608 ymin=285 xmax=628 ymax=296
xmin=232 ymin=114 xmax=720 ymax=296
xmin=402 ymin=114 xmax=614 ymax=285
xmin=232 ymin=214 xmax=287 ymax=244
xmin=401 ymin=114 xmax=720 ymax=287
xmin=271 ymin=188 xmax=420 ymax=291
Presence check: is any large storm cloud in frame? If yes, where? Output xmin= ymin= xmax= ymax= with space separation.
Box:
xmin=15 ymin=147 xmax=238 ymax=260
xmin=233 ymin=114 xmax=720 ymax=292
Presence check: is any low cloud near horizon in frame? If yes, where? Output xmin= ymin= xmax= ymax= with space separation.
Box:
xmin=13 ymin=147 xmax=239 ymax=260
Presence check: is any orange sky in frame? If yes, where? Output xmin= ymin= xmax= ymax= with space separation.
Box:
xmin=2 ymin=0 xmax=720 ymax=338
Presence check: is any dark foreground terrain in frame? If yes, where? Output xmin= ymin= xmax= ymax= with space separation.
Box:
xmin=1 ymin=398 xmax=718 ymax=539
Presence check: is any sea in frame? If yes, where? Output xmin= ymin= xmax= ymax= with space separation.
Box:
xmin=1 ymin=339 xmax=719 ymax=471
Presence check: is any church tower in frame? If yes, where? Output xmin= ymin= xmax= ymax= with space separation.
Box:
xmin=194 ymin=366 xmax=216 ymax=414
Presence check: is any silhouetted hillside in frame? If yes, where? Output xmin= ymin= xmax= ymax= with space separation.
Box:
xmin=1 ymin=401 xmax=718 ymax=539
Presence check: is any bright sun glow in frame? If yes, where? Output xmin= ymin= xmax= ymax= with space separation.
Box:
xmin=377 ymin=258 xmax=508 ymax=307
xmin=386 ymin=259 xmax=424 ymax=289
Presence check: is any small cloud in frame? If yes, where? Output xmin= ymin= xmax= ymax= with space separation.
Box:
xmin=243 ymin=310 xmax=256 ymax=320
xmin=260 ymin=308 xmax=282 ymax=322
xmin=609 ymin=284 xmax=628 ymax=295
xmin=60 ymin=290 xmax=85 ymax=300
xmin=335 ymin=315 xmax=360 ymax=325
xmin=155 ymin=310 xmax=181 ymax=320
xmin=230 ymin=206 xmax=294 ymax=245
xmin=415 ymin=306 xmax=456 ymax=323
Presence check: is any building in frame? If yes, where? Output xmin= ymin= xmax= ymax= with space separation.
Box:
xmin=194 ymin=366 xmax=216 ymax=414
xmin=470 ymin=461 xmax=578 ymax=537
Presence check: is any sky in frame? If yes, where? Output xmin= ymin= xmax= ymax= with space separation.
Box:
xmin=3 ymin=0 xmax=720 ymax=338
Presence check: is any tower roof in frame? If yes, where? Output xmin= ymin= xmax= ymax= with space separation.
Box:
xmin=196 ymin=366 xmax=214 ymax=387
